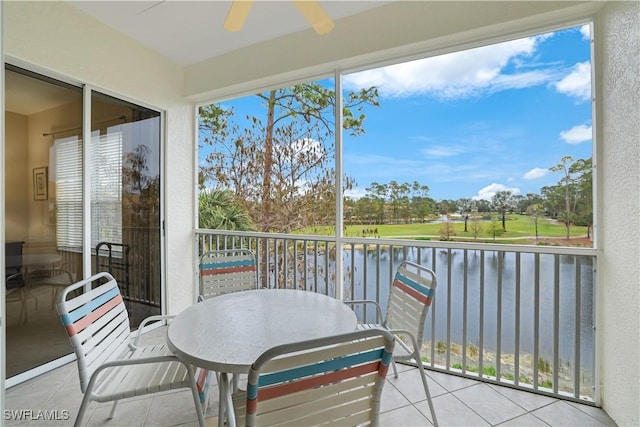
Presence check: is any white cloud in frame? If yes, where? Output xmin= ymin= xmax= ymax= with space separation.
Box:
xmin=344 ymin=36 xmax=563 ymax=99
xmin=421 ymin=145 xmax=466 ymax=157
xmin=560 ymin=124 xmax=592 ymax=144
xmin=344 ymin=187 xmax=368 ymax=200
xmin=580 ymin=24 xmax=591 ymax=40
xmin=523 ymin=168 xmax=549 ymax=180
xmin=554 ymin=61 xmax=591 ymax=101
xmin=473 ymin=183 xmax=521 ymax=201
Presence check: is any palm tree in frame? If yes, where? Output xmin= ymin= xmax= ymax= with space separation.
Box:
xmin=199 ymin=189 xmax=253 ymax=231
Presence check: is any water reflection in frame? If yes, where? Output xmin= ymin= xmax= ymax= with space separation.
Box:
xmin=340 ymin=246 xmax=595 ymax=395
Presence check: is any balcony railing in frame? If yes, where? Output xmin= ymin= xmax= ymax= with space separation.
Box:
xmin=195 ymin=228 xmax=597 ymax=404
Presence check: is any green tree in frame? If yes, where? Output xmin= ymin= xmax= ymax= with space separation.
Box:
xmin=410 ymin=182 xmax=432 ymax=222
xmin=572 ymin=158 xmax=593 ymax=238
xmin=487 ymin=217 xmax=505 ymax=240
xmin=199 ymin=189 xmax=253 ymax=231
xmin=469 ymin=211 xmax=483 ymax=240
xmin=549 ymin=156 xmax=592 ymax=240
xmin=439 ymin=220 xmax=456 ymax=241
xmin=457 ymin=198 xmax=476 ymax=232
xmin=491 ymin=190 xmax=515 ymax=231
xmin=526 ymin=203 xmax=545 ymax=240
xmin=199 ymin=82 xmax=379 ymax=232
xmin=366 ymin=182 xmax=388 ymax=224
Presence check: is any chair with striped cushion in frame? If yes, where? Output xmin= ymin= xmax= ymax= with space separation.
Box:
xmin=198 ymin=249 xmax=258 ymax=400
xmin=56 ymin=272 xmax=211 ymax=427
xmin=199 ymin=249 xmax=258 ymax=301
xmin=232 ymin=328 xmax=395 ymax=427
xmin=345 ymin=260 xmax=439 ymax=426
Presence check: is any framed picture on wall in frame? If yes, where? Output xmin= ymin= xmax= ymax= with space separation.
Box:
xmin=33 ymin=166 xmax=48 ymax=201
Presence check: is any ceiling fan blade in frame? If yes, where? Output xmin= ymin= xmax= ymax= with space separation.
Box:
xmin=224 ymin=0 xmax=253 ymax=32
xmin=293 ymin=0 xmax=334 ymax=35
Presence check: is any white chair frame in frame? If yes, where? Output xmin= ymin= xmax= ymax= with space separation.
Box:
xmin=232 ymin=328 xmax=396 ymax=427
xmin=56 ymin=272 xmax=209 ymax=427
xmin=345 ymin=260 xmax=439 ymax=426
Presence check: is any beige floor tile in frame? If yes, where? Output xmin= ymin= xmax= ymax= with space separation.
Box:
xmin=415 ymin=393 xmax=489 ymax=426
xmin=498 ymin=413 xmax=551 ymax=426
xmin=531 ymin=401 xmax=610 ymax=427
xmin=379 ymin=404 xmax=432 ymax=427
xmin=453 ymin=383 xmax=527 ymax=425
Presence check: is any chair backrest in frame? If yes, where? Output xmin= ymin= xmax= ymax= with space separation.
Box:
xmin=244 ymin=329 xmax=395 ymax=427
xmin=199 ymin=249 xmax=257 ymax=300
xmin=56 ymin=272 xmax=132 ymax=393
xmin=385 ymin=261 xmax=437 ymax=348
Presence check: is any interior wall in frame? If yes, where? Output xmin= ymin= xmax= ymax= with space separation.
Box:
xmin=24 ymin=99 xmax=82 ymax=250
xmin=4 ymin=112 xmax=28 ymax=241
xmin=4 ymin=1 xmax=195 ymax=314
xmin=596 ymin=2 xmax=640 ymax=425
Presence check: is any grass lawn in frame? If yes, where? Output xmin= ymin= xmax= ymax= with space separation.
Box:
xmin=303 ymin=214 xmax=590 ymax=245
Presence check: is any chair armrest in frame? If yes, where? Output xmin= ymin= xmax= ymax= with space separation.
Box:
xmin=388 ymin=328 xmax=421 ymax=354
xmin=85 ymin=353 xmax=194 ymax=394
xmin=343 ymin=299 xmax=384 ymax=323
xmin=132 ymin=315 xmax=176 ymax=347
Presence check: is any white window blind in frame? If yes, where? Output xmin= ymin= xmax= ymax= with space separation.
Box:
xmin=54 ymin=130 xmax=123 ymax=251
xmin=53 ymin=136 xmax=83 ymax=251
xmin=90 ymin=130 xmax=123 ymax=246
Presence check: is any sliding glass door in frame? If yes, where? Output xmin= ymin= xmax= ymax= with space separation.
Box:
xmin=90 ymin=92 xmax=161 ymax=326
xmin=4 ymin=66 xmax=83 ymax=379
xmin=3 ymin=66 xmax=162 ymax=382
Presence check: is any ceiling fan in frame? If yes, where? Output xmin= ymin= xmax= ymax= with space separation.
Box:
xmin=224 ymin=0 xmax=335 ymax=35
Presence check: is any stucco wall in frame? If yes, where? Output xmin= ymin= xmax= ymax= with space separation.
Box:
xmin=4 ymin=1 xmax=196 ymax=314
xmin=597 ymin=2 xmax=640 ymax=425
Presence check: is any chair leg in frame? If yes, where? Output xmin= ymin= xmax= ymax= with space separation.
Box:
xmin=108 ymin=401 xmax=118 ymax=419
xmin=74 ymin=391 xmax=93 ymax=427
xmin=415 ymin=356 xmax=438 ymax=427
xmin=391 ymin=359 xmax=399 ymax=378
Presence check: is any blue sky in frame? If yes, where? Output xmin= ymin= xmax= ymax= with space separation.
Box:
xmin=203 ymin=24 xmax=592 ymax=202
xmin=342 ymin=24 xmax=593 ymax=201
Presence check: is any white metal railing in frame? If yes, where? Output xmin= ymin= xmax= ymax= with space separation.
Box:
xmin=195 ymin=228 xmax=597 ymax=404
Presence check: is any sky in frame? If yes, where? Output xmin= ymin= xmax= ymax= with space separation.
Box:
xmin=342 ymin=24 xmax=593 ymax=201
xmin=202 ymin=24 xmax=593 ymax=202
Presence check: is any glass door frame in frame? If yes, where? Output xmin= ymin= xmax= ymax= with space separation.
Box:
xmin=1 ymin=63 xmax=166 ymax=387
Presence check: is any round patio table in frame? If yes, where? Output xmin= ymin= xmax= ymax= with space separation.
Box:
xmin=167 ymin=288 xmax=357 ymax=427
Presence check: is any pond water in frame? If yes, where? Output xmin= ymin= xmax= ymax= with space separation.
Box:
xmin=334 ymin=247 xmax=595 ymax=380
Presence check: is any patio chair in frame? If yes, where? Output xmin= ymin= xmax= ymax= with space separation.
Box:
xmin=198 ymin=248 xmax=258 ymax=301
xmin=345 ymin=260 xmax=439 ymax=426
xmin=231 ymin=328 xmax=395 ymax=427
xmin=198 ymin=248 xmax=258 ymax=395
xmin=56 ymin=272 xmax=211 ymax=427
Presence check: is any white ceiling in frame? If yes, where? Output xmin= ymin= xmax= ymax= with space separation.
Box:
xmin=69 ymin=1 xmax=390 ymax=67
xmin=5 ymin=1 xmax=387 ymax=115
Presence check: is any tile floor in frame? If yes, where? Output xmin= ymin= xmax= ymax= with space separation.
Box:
xmin=5 ymin=327 xmax=617 ymax=427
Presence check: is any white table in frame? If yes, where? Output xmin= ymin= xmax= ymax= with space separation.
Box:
xmin=167 ymin=289 xmax=357 ymax=427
